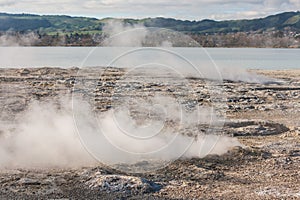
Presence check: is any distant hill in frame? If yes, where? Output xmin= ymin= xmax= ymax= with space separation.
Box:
xmin=0 ymin=11 xmax=300 ymax=34
xmin=143 ymin=12 xmax=300 ymax=33
xmin=0 ymin=13 xmax=103 ymax=33
xmin=0 ymin=12 xmax=300 ymax=47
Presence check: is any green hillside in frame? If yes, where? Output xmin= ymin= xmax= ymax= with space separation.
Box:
xmin=0 ymin=13 xmax=103 ymax=33
xmin=0 ymin=11 xmax=300 ymax=34
xmin=141 ymin=12 xmax=300 ymax=33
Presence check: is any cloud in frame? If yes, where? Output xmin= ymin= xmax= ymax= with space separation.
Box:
xmin=0 ymin=0 xmax=299 ymax=20
xmin=0 ymin=0 xmax=16 ymax=7
xmin=210 ymin=10 xmax=270 ymax=21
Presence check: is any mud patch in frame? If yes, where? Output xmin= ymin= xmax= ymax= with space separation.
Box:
xmin=224 ymin=120 xmax=289 ymax=136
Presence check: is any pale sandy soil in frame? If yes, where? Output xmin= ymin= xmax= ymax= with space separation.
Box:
xmin=0 ymin=68 xmax=299 ymax=199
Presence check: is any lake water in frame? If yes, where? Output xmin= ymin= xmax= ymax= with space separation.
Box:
xmin=0 ymin=47 xmax=299 ymax=70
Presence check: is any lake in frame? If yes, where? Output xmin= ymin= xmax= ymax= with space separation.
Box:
xmin=0 ymin=47 xmax=299 ymax=70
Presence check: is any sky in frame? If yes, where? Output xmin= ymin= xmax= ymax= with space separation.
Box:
xmin=0 ymin=0 xmax=299 ymax=20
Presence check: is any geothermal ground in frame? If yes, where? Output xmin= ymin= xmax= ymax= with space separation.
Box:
xmin=0 ymin=67 xmax=299 ymax=199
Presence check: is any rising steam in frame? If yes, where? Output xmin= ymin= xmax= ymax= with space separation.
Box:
xmin=0 ymin=96 xmax=240 ymax=170
xmin=0 ymin=21 xmax=249 ymax=170
xmin=0 ymin=32 xmax=40 ymax=46
xmin=0 ymin=99 xmax=96 ymax=169
xmin=100 ymin=21 xmax=275 ymax=84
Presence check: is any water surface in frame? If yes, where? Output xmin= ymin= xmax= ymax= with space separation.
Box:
xmin=0 ymin=47 xmax=299 ymax=70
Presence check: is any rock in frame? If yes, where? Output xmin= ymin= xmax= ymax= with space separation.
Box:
xmin=86 ymin=174 xmax=161 ymax=194
xmin=18 ymin=178 xmax=41 ymax=186
xmin=18 ymin=68 xmax=30 ymax=76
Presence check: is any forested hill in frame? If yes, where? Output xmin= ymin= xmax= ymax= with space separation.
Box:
xmin=0 ymin=13 xmax=103 ymax=33
xmin=0 ymin=11 xmax=300 ymax=33
xmin=143 ymin=11 xmax=300 ymax=33
xmin=0 ymin=12 xmax=300 ymax=47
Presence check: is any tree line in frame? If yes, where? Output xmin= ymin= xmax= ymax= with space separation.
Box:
xmin=1 ymin=30 xmax=299 ymax=48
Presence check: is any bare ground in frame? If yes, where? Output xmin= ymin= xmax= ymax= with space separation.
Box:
xmin=0 ymin=68 xmax=299 ymax=199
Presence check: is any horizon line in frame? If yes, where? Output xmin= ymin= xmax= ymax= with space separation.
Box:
xmin=0 ymin=10 xmax=299 ymax=22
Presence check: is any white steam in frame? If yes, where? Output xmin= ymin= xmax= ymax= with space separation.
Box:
xmin=72 ymin=95 xmax=241 ymax=172
xmin=100 ymin=21 xmax=275 ymax=84
xmin=0 ymin=99 xmax=96 ymax=169
xmin=0 ymin=32 xmax=40 ymax=46
xmin=102 ymin=20 xmax=148 ymax=47
xmin=0 ymin=21 xmax=248 ymax=170
xmin=0 ymin=96 xmax=240 ymax=170
xmin=97 ymin=109 xmax=241 ymax=163
xmin=219 ymin=66 xmax=277 ymax=83
xmin=74 ymin=21 xmax=243 ymax=171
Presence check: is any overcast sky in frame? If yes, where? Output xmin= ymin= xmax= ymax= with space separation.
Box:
xmin=0 ymin=0 xmax=299 ymax=20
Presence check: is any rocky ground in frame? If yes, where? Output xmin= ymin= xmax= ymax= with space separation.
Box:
xmin=0 ymin=67 xmax=299 ymax=199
